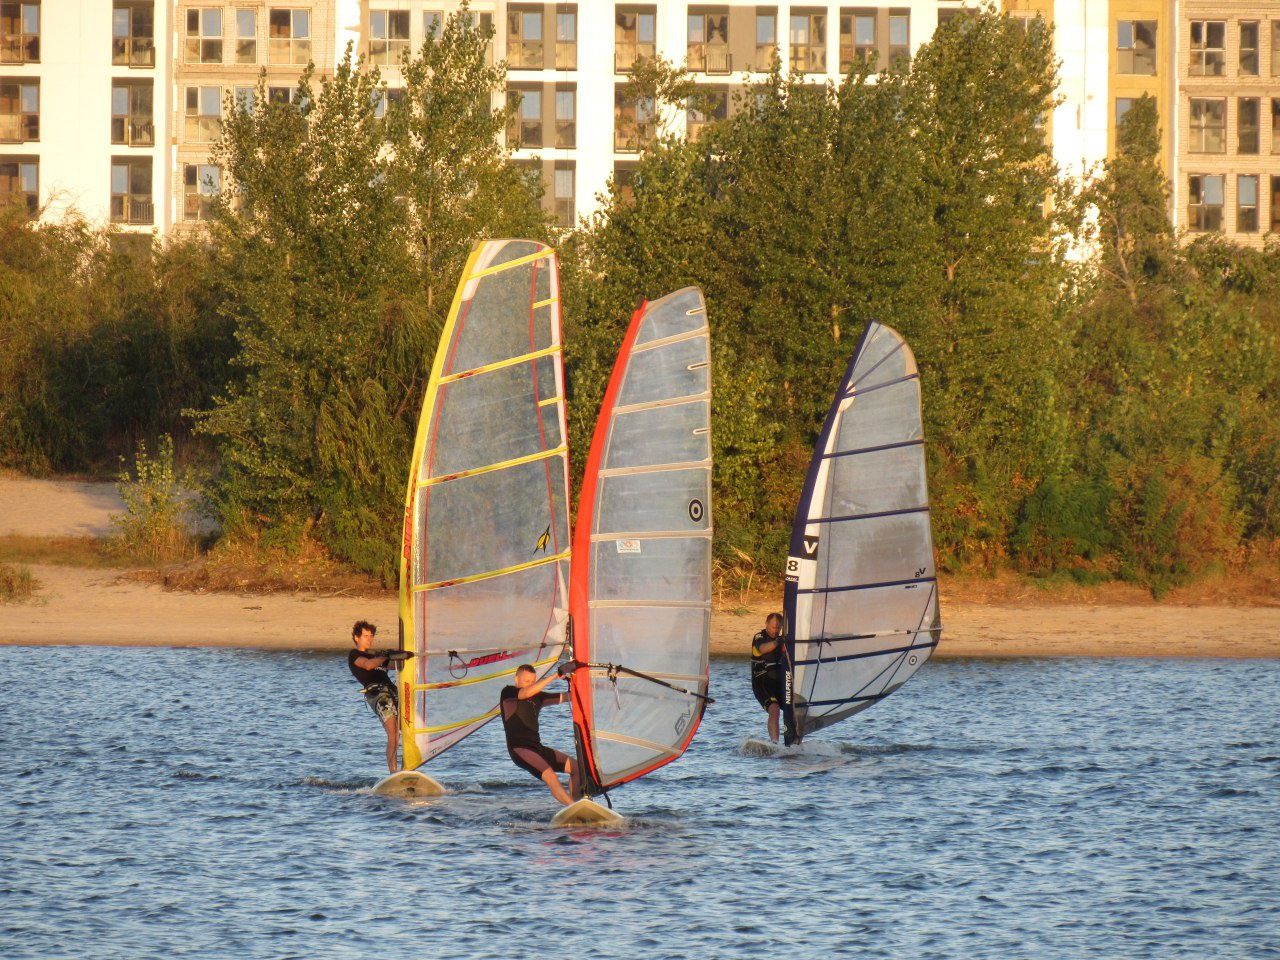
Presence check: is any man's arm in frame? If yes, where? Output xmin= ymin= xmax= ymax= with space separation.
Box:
xmin=353 ymin=653 xmax=390 ymax=670
xmin=753 ymin=636 xmax=784 ymax=656
xmin=516 ymin=669 xmax=564 ymax=700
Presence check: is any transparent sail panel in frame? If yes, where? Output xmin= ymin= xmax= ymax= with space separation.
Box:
xmin=785 ymin=323 xmax=940 ymax=741
xmin=579 ymin=287 xmax=712 ymax=789
xmin=401 ymin=239 xmax=569 ymax=768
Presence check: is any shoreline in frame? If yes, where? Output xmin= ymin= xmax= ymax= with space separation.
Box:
xmin=4 ymin=564 xmax=1277 ymax=659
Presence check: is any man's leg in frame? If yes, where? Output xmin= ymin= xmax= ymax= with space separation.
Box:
xmin=382 ymin=714 xmax=399 ymax=773
xmin=541 ymin=768 xmax=572 ymax=806
xmin=768 ymin=702 xmax=780 ymax=743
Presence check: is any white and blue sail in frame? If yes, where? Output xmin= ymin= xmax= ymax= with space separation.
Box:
xmin=782 ymin=321 xmax=941 ymax=742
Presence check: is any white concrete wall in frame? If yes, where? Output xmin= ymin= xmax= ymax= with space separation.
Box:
xmin=11 ymin=0 xmax=171 ymax=231
xmin=1050 ymin=0 xmax=1110 ymax=184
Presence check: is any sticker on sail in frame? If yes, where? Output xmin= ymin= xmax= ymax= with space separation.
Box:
xmin=688 ymin=498 xmax=704 ymax=522
xmin=616 ymin=539 xmax=642 ymax=554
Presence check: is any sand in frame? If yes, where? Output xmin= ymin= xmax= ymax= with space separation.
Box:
xmin=0 ymin=478 xmax=124 ymax=538
xmin=5 ymin=564 xmax=1278 ymax=658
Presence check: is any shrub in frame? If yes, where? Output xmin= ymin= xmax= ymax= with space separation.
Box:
xmin=110 ymin=435 xmax=195 ymax=564
xmin=1011 ymin=474 xmax=1112 ymax=576
xmin=0 ymin=562 xmax=36 ymax=603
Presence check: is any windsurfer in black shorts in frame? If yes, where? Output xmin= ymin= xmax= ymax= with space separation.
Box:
xmin=500 ymin=662 xmax=579 ymax=806
xmin=751 ymin=612 xmax=787 ymax=743
xmin=348 ymin=620 xmax=401 ymax=774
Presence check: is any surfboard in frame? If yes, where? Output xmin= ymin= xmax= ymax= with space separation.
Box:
xmin=551 ymin=798 xmax=625 ymax=827
xmin=371 ymin=770 xmax=446 ymax=798
xmin=741 ymin=738 xmax=783 ymax=757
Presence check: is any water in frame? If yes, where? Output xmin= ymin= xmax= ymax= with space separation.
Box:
xmin=1 ymin=648 xmax=1277 ymax=959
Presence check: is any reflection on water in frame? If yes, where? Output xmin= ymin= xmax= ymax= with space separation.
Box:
xmin=1 ymin=648 xmax=1276 ymax=958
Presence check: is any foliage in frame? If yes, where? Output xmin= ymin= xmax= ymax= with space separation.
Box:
xmin=0 ymin=561 xmax=36 ymax=603
xmin=110 ymin=435 xmax=196 ymax=564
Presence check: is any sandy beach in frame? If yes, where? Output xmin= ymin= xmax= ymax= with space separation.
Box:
xmin=2 ymin=478 xmax=1278 ymax=658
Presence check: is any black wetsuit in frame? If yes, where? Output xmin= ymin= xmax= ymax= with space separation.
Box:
xmin=750 ymin=630 xmax=785 ymax=709
xmin=349 ymin=650 xmax=397 ymax=721
xmin=348 ymin=650 xmax=392 ymax=689
xmin=499 ymin=685 xmax=570 ymax=779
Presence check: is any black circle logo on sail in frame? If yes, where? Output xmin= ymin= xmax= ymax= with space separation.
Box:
xmin=688 ymin=499 xmax=704 ymax=522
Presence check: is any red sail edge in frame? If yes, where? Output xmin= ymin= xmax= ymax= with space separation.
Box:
xmin=568 ymin=300 xmax=648 ymax=794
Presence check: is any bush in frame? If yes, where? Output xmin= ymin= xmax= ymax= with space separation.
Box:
xmin=0 ymin=562 xmax=36 ymax=603
xmin=1107 ymin=452 xmax=1243 ymax=597
xmin=110 ymin=435 xmax=196 ymax=564
xmin=1011 ymin=474 xmax=1112 ymax=576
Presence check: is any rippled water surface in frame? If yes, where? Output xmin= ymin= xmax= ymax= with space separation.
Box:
xmin=1 ymin=647 xmax=1277 ymax=959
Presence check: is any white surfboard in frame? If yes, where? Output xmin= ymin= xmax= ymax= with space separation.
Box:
xmin=371 ymin=770 xmax=445 ymax=798
xmin=551 ymin=798 xmax=625 ymax=827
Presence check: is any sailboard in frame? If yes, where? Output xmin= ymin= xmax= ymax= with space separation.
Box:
xmin=782 ymin=321 xmax=941 ymax=744
xmin=564 ymin=287 xmax=714 ymax=820
xmin=397 ymin=239 xmax=571 ymax=773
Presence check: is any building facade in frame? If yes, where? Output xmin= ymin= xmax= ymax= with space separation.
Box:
xmin=1 ymin=0 xmax=1277 ymax=243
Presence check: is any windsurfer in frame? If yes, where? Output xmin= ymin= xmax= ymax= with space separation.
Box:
xmin=500 ymin=662 xmax=578 ymax=805
xmin=348 ymin=620 xmax=401 ymax=774
xmin=751 ymin=613 xmax=787 ymax=743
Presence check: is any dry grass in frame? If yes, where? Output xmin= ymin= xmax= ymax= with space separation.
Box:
xmin=0 ymin=561 xmax=37 ymax=602
xmin=0 ymin=535 xmax=117 ymax=567
xmin=125 ymin=536 xmax=388 ymax=598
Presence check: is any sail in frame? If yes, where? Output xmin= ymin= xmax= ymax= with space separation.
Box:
xmin=398 ymin=239 xmax=571 ymax=770
xmin=568 ymin=288 xmax=713 ymax=793
xmin=783 ymin=321 xmax=941 ymax=742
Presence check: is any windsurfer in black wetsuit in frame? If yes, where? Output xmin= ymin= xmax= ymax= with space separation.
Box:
xmin=348 ymin=620 xmax=402 ymax=774
xmin=500 ymin=662 xmax=579 ymax=806
xmin=751 ymin=612 xmax=787 ymax=743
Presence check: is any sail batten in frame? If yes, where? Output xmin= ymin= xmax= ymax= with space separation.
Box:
xmin=398 ymin=240 xmax=570 ymax=769
xmin=569 ymin=288 xmax=713 ymax=794
xmin=783 ymin=321 xmax=941 ymax=743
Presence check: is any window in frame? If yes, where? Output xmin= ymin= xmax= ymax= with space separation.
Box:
xmin=1188 ymin=174 xmax=1223 ymax=231
xmin=183 ymin=163 xmax=220 ymax=221
xmin=614 ymin=85 xmax=655 ymax=151
xmin=613 ymin=161 xmax=638 ymax=202
xmin=839 ymin=11 xmax=876 ymax=71
xmin=1274 ymin=100 xmax=1280 ymax=154
xmin=113 ymin=3 xmax=155 ymax=67
xmin=790 ymin=11 xmax=826 ymax=74
xmin=424 ymin=10 xmax=441 ymax=38
xmin=756 ymin=9 xmax=777 ymax=66
xmin=688 ymin=10 xmax=730 ymax=74
xmin=556 ymin=6 xmax=576 ymax=69
xmin=0 ymin=156 xmax=36 ymax=215
xmin=0 ymin=78 xmax=37 ymax=142
xmin=615 ymin=7 xmax=656 ymax=72
xmin=1237 ymin=175 xmax=1258 ymax=232
xmin=1272 ymin=177 xmax=1280 ymax=233
xmin=1188 ymin=98 xmax=1225 ymax=153
xmin=552 ymin=163 xmax=574 ymax=227
xmin=508 ymin=7 xmax=543 ymax=69
xmin=185 ymin=8 xmax=222 ymax=63
xmin=1239 ymin=98 xmax=1259 ymax=154
xmin=555 ymin=86 xmax=575 ymax=147
xmin=268 ymin=86 xmax=297 ymax=105
xmin=371 ymin=87 xmax=403 ymax=119
xmin=111 ymin=81 xmax=153 ymax=145
xmin=110 ymin=157 xmax=152 ymax=225
xmin=1115 ymin=97 xmax=1135 ymax=126
xmin=0 ymin=2 xmax=39 ymax=64
xmin=686 ymin=86 xmax=727 ymax=141
xmin=368 ymin=10 xmax=409 ymax=65
xmin=1273 ymin=23 xmax=1280 ymax=78
xmin=234 ymin=85 xmax=255 ymax=112
xmin=235 ymin=9 xmax=256 ymax=63
xmin=1239 ymin=21 xmax=1258 ymax=76
xmin=1189 ymin=21 xmax=1224 ymax=76
xmin=268 ymin=8 xmax=310 ymax=65
xmin=1117 ymin=20 xmax=1156 ymax=75
xmin=888 ymin=13 xmax=908 ymax=66
xmin=507 ymin=86 xmax=542 ymax=148
xmin=185 ymin=85 xmax=222 ymax=143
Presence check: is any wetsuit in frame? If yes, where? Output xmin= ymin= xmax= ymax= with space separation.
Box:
xmin=750 ymin=630 xmax=785 ymax=710
xmin=349 ymin=650 xmax=397 ymax=722
xmin=499 ymin=685 xmax=570 ymax=779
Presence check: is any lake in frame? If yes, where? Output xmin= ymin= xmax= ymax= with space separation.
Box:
xmin=1 ymin=648 xmax=1276 ymax=959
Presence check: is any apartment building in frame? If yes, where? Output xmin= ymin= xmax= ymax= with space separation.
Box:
xmin=1176 ymin=3 xmax=1280 ymax=246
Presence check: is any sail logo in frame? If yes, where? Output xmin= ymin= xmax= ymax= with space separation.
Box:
xmin=802 ymin=536 xmax=820 ymax=559
xmin=784 ymin=556 xmax=801 ymax=583
xmin=616 ymin=539 xmax=641 ymax=554
xmin=534 ymin=524 xmax=551 ymax=554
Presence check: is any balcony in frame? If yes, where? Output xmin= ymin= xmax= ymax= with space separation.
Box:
xmin=554 ymin=196 xmax=573 ymax=227
xmin=111 ymin=195 xmax=154 ymax=225
xmin=555 ymin=40 xmax=576 ymax=69
xmin=509 ymin=38 xmax=543 ymax=70
xmin=791 ymin=44 xmax=825 ymax=73
xmin=111 ymin=118 xmax=155 ymax=146
xmin=113 ymin=37 xmax=155 ymax=67
xmin=614 ymin=118 xmax=655 ymax=152
xmin=688 ymin=43 xmax=731 ymax=75
xmin=615 ymin=41 xmax=655 ymax=73
xmin=0 ymin=115 xmax=36 ymax=142
xmin=507 ymin=118 xmax=543 ymax=149
xmin=184 ymin=194 xmax=214 ymax=221
xmin=555 ymin=118 xmax=575 ymax=148
xmin=367 ymin=38 xmax=408 ymax=66
xmin=838 ymin=45 xmax=875 ymax=72
xmin=0 ymin=32 xmax=37 ymax=63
